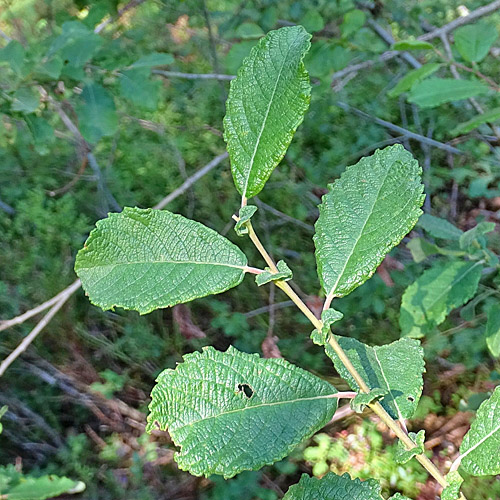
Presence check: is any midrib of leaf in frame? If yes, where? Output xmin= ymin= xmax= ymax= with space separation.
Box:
xmin=324 ymin=162 xmax=392 ymax=302
xmin=413 ymin=260 xmax=483 ymax=323
xmin=78 ymin=259 xmax=248 ymax=272
xmin=174 ymin=392 xmax=338 ymax=432
xmin=241 ymin=34 xmax=297 ymax=200
xmin=373 ymin=349 xmax=405 ymax=425
xmin=460 ymin=420 xmax=500 ymax=461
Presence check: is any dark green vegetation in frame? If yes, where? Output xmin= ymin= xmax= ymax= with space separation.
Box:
xmin=1 ymin=1 xmax=500 ymax=499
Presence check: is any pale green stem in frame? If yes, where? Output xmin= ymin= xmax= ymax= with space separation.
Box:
xmin=241 ymin=217 xmax=465 ymax=498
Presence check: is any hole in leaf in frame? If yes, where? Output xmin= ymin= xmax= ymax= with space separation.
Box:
xmin=237 ymin=383 xmax=254 ymax=399
xmin=407 ymin=396 xmax=415 ymax=402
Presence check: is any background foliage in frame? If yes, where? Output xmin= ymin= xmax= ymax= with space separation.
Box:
xmin=1 ymin=0 xmax=500 ymax=498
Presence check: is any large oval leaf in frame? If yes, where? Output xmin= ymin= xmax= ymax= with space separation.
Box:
xmin=75 ymin=208 xmax=248 ymax=314
xmin=283 ymin=472 xmax=381 ymax=500
xmin=224 ymin=25 xmax=311 ymax=200
xmin=314 ymin=144 xmax=424 ymax=301
xmin=459 ymin=385 xmax=500 ymax=476
xmin=146 ymin=346 xmax=338 ymax=478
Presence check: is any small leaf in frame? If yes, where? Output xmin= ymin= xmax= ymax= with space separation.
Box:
xmin=36 ymin=56 xmax=63 ymax=79
xmin=389 ymin=494 xmax=412 ymax=500
xmin=392 ymin=39 xmax=434 ymax=51
xmin=351 ymin=388 xmax=387 ymax=413
xmin=388 ymin=63 xmax=441 ymax=98
xmin=234 ymin=205 xmax=258 ymax=236
xmin=400 ymin=260 xmax=483 ymax=338
xmin=224 ymin=26 xmax=311 ymax=199
xmin=407 ymin=238 xmax=441 ymax=263
xmin=76 ymin=83 xmax=117 ymax=144
xmin=314 ymin=145 xmax=424 ymax=301
xmin=6 ymin=475 xmax=84 ymax=500
xmin=25 ymin=116 xmax=55 ymax=155
xmin=395 ymin=430 xmax=425 ymax=464
xmin=459 ymin=221 xmax=495 ymax=250
xmin=0 ymin=40 xmax=25 ymax=75
xmin=442 ymin=471 xmax=464 ymax=500
xmin=75 ymin=208 xmax=248 ymax=314
xmin=300 ymin=11 xmax=325 ymax=33
xmin=119 ymin=69 xmax=160 ymax=110
xmin=310 ymin=309 xmax=343 ymax=346
xmin=341 ymin=10 xmax=366 ymax=38
xmin=255 ymin=260 xmax=293 ymax=286
xmin=408 ymin=78 xmax=489 ymax=108
xmin=147 ymin=346 xmax=338 ymax=478
xmin=486 ymin=304 xmax=500 ymax=358
xmin=129 ymin=52 xmax=174 ymax=68
xmin=235 ymin=23 xmax=265 ymax=39
xmin=459 ymin=385 xmax=500 ymax=475
xmin=324 ymin=336 xmax=425 ymax=420
xmin=283 ymin=472 xmax=381 ymax=500
xmin=451 ymin=107 xmax=500 ymax=136
xmin=454 ymin=23 xmax=498 ymax=63
xmin=11 ymin=88 xmax=40 ymax=114
xmin=417 ymin=214 xmax=463 ymax=241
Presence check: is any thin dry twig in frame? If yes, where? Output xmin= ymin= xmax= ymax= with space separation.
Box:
xmin=94 ymin=0 xmax=146 ymax=34
xmin=336 ymin=101 xmax=463 ymax=155
xmin=0 ymin=279 xmax=82 ymax=377
xmin=332 ymin=0 xmax=500 ymax=82
xmin=0 ymin=279 xmax=81 ymax=333
xmin=154 ymin=152 xmax=229 ymax=209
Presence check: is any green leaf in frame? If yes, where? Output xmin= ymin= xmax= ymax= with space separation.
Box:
xmin=323 ymin=337 xmax=425 ymax=420
xmin=119 ymin=69 xmax=160 ymax=110
xmin=400 ymin=260 xmax=483 ymax=338
xmin=129 ymin=52 xmax=174 ymax=68
xmin=36 ymin=56 xmax=64 ymax=79
xmin=75 ymin=208 xmax=248 ymax=314
xmin=459 ymin=385 xmax=500 ymax=475
xmin=300 ymin=11 xmax=325 ymax=33
xmin=234 ymin=205 xmax=258 ymax=236
xmin=442 ymin=471 xmax=464 ymax=500
xmin=417 ymin=214 xmax=463 ymax=240
xmin=451 ymin=107 xmax=500 ymax=136
xmin=25 ymin=116 xmax=55 ymax=155
xmin=11 ymin=88 xmax=40 ymax=114
xmin=314 ymin=145 xmax=424 ymax=301
xmin=0 ymin=40 xmax=25 ymax=75
xmin=341 ymin=10 xmax=366 ymax=38
xmin=235 ymin=23 xmax=265 ymax=39
xmin=395 ymin=430 xmax=425 ymax=464
xmin=407 ymin=238 xmax=464 ymax=264
xmin=392 ymin=39 xmax=434 ymax=51
xmin=351 ymin=388 xmax=387 ymax=413
xmin=387 ymin=63 xmax=441 ymax=98
xmin=310 ymin=309 xmax=343 ymax=346
xmin=407 ymin=238 xmax=441 ymax=263
xmin=146 ymin=346 xmax=338 ymax=478
xmin=408 ymin=78 xmax=489 ymax=108
xmin=389 ymin=495 xmax=412 ymax=500
xmin=76 ymin=83 xmax=117 ymax=144
xmin=0 ymin=405 xmax=6 ymax=434
xmin=5 ymin=475 xmax=84 ymax=500
xmin=454 ymin=23 xmax=498 ymax=63
xmin=283 ymin=472 xmax=381 ymax=500
xmin=459 ymin=221 xmax=495 ymax=250
xmin=486 ymin=304 xmax=500 ymax=358
xmin=224 ymin=26 xmax=311 ymax=200
xmin=255 ymin=260 xmax=292 ymax=286
xmin=49 ymin=21 xmax=102 ymax=68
